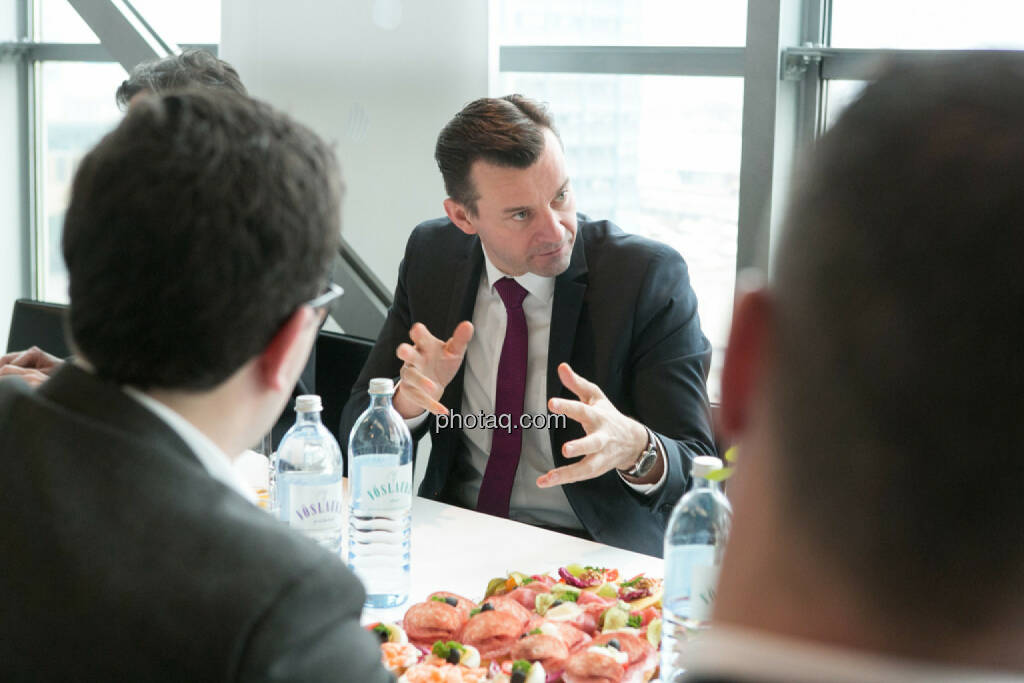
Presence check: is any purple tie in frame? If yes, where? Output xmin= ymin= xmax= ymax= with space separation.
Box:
xmin=477 ymin=277 xmax=529 ymax=517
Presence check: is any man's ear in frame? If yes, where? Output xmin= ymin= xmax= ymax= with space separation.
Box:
xmin=444 ymin=198 xmax=477 ymax=235
xmin=257 ymin=307 xmax=316 ymax=393
xmin=720 ymin=287 xmax=774 ymax=439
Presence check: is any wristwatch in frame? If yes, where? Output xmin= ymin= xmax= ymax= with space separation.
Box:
xmin=621 ymin=427 xmax=660 ymax=479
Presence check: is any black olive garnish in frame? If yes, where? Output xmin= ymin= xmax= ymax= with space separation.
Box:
xmin=444 ymin=596 xmax=458 ymax=608
xmin=510 ymin=672 xmax=526 ymax=683
xmin=480 ymin=602 xmax=495 ymax=612
xmin=376 ymin=629 xmax=389 ymax=643
xmin=445 ymin=648 xmax=461 ymax=664
xmin=551 ymin=600 xmax=563 ymax=608
xmin=607 ymin=639 xmax=621 ymax=650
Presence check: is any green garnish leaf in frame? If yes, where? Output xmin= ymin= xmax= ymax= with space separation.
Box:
xmin=512 ymin=660 xmax=532 ymax=675
xmin=627 ymin=614 xmax=643 ymax=628
xmin=522 ymin=577 xmax=535 ymax=585
xmin=469 ymin=608 xmax=481 ymax=617
xmin=430 ymin=595 xmax=446 ymax=602
xmin=620 ymin=574 xmax=644 ymax=588
xmin=431 ymin=641 xmax=449 ymax=658
xmin=705 ymin=466 xmax=734 ymax=482
xmin=529 ymin=628 xmax=542 ymax=635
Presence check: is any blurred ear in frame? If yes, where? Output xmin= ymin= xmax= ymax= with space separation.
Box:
xmin=720 ymin=287 xmax=775 ymax=439
xmin=257 ymin=307 xmax=316 ymax=393
xmin=444 ymin=198 xmax=477 ymax=235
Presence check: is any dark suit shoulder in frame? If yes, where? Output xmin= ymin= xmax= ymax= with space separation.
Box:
xmin=579 ymin=217 xmax=689 ymax=278
xmin=409 ymin=216 xmax=474 ymax=250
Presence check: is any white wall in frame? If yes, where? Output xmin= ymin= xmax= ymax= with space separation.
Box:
xmin=220 ymin=0 xmax=490 ymax=293
xmin=1 ymin=0 xmax=26 ymax=347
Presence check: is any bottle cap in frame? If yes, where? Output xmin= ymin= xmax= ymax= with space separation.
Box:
xmin=369 ymin=378 xmax=395 ymax=395
xmin=692 ymin=455 xmax=724 ymax=479
xmin=295 ymin=394 xmax=322 ymax=412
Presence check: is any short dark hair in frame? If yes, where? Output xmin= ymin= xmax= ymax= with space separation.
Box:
xmin=434 ymin=94 xmax=557 ymax=214
xmin=63 ymin=91 xmax=342 ymax=390
xmin=770 ymin=55 xmax=1024 ymax=628
xmin=115 ymin=49 xmax=247 ymax=110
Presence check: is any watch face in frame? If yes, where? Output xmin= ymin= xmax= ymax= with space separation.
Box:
xmin=634 ymin=449 xmax=657 ymax=477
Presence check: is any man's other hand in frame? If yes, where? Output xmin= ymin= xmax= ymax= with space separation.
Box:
xmin=392 ymin=321 xmax=474 ymax=418
xmin=0 ymin=346 xmax=64 ymax=388
xmin=538 ymin=362 xmax=653 ymax=488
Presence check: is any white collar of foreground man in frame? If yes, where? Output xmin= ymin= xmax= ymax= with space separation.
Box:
xmin=682 ymin=625 xmax=1021 ymax=683
xmin=121 ymin=384 xmax=258 ymax=505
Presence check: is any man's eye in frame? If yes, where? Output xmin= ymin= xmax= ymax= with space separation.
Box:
xmin=512 ymin=211 xmax=529 ymax=221
xmin=555 ymin=190 xmax=568 ymax=203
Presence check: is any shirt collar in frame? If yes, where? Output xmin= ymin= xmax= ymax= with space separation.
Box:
xmin=682 ymin=625 xmax=1021 ymax=683
xmin=481 ymin=245 xmax=555 ymax=304
xmin=122 ymin=386 xmax=257 ymax=505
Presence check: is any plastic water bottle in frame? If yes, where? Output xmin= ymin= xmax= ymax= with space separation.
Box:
xmin=274 ymin=395 xmax=344 ymax=555
xmin=347 ymin=378 xmax=413 ymax=608
xmin=661 ymin=455 xmax=732 ymax=681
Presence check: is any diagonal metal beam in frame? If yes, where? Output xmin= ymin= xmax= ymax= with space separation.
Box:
xmin=66 ymin=0 xmax=179 ymax=72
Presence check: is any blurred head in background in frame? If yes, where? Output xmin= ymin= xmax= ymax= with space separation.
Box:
xmin=115 ymin=48 xmax=247 ymax=109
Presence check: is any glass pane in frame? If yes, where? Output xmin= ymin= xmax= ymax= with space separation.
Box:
xmin=39 ymin=62 xmax=127 ymax=304
xmin=38 ymin=0 xmax=99 ymax=42
xmin=496 ymin=73 xmax=742 ymax=394
xmin=831 ymin=0 xmax=1024 ymax=49
xmin=495 ymin=0 xmax=747 ymax=47
xmin=823 ymin=80 xmax=867 ymax=130
xmin=129 ymin=0 xmax=221 ymax=44
xmin=37 ymin=0 xmax=220 ymax=44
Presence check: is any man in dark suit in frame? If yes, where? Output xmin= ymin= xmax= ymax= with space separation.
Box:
xmin=681 ymin=56 xmax=1024 ymax=681
xmin=342 ymin=96 xmax=716 ymax=556
xmin=0 ymin=92 xmax=391 ymax=681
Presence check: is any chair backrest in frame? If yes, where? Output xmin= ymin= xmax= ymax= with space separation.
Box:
xmin=6 ymin=299 xmax=72 ymax=358
xmin=314 ymin=330 xmax=375 ymax=447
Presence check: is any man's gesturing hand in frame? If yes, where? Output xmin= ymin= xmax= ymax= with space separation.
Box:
xmin=537 ymin=362 xmax=652 ymax=488
xmin=0 ymin=346 xmax=64 ymax=388
xmin=392 ymin=321 xmax=474 ymax=418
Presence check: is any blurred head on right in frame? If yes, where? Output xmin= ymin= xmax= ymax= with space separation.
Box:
xmin=718 ymin=54 xmax=1024 ymax=668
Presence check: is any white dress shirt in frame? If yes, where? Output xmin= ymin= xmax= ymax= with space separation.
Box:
xmin=410 ymin=247 xmax=665 ymax=530
xmin=123 ymin=386 xmax=257 ymax=505
xmin=682 ymin=625 xmax=1022 ymax=683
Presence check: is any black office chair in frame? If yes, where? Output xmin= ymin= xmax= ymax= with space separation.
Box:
xmin=6 ymin=299 xmax=72 ymax=358
xmin=314 ymin=329 xmax=375 ymax=449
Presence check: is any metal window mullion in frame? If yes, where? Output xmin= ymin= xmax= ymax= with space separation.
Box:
xmin=0 ymin=42 xmax=219 ymax=62
xmin=783 ymin=47 xmax=1024 ymax=81
xmin=16 ymin=0 xmax=37 ymax=300
xmin=499 ymin=45 xmax=745 ymax=77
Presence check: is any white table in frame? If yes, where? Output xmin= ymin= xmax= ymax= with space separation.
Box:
xmin=361 ymin=492 xmax=663 ymax=624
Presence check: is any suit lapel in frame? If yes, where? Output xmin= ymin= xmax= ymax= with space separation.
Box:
xmin=445 ymin=235 xmax=484 ymax=337
xmin=547 ymin=228 xmax=588 ymax=467
xmin=440 ymin=235 xmax=484 ymax=412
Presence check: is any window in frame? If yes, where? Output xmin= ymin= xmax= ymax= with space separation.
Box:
xmin=29 ymin=0 xmax=220 ymax=303
xmin=494 ymin=0 xmax=746 ymax=47
xmin=38 ymin=61 xmax=126 ymax=303
xmin=495 ymin=2 xmax=748 ymax=399
xmin=831 ymin=0 xmax=1024 ymax=50
xmin=497 ymin=71 xmax=741 ymax=356
xmin=823 ymin=1 xmax=1024 ymax=130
